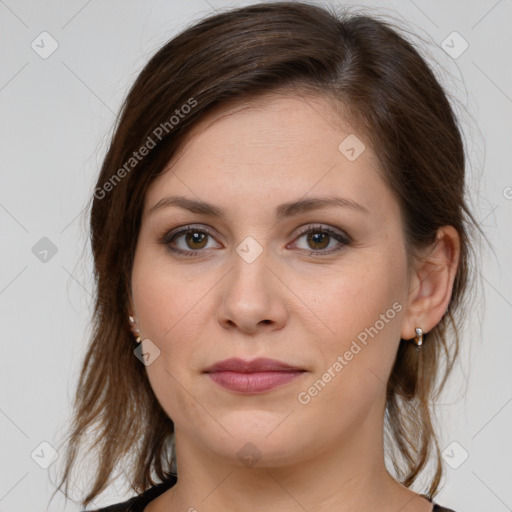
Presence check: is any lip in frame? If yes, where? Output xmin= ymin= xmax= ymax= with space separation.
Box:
xmin=204 ymin=358 xmax=306 ymax=394
xmin=204 ymin=357 xmax=304 ymax=373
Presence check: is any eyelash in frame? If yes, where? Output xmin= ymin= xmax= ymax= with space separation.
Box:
xmin=157 ymin=224 xmax=351 ymax=258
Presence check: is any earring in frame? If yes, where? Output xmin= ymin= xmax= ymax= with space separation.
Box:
xmin=129 ymin=315 xmax=142 ymax=343
xmin=413 ymin=327 xmax=424 ymax=347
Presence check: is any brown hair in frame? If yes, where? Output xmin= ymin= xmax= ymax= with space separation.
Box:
xmin=52 ymin=1 xmax=481 ymax=507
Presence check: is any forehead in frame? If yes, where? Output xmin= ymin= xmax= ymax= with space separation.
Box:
xmin=174 ymin=92 xmax=362 ymax=165
xmin=143 ymin=93 xmax=390 ymax=218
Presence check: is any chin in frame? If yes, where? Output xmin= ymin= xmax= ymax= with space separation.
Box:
xmin=197 ymin=420 xmax=312 ymax=469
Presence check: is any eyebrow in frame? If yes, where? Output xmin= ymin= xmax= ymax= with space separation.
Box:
xmin=147 ymin=194 xmax=369 ymax=220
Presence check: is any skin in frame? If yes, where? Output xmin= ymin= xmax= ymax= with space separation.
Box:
xmin=128 ymin=92 xmax=460 ymax=512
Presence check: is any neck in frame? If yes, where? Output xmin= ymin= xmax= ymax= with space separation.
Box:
xmin=150 ymin=399 xmax=430 ymax=512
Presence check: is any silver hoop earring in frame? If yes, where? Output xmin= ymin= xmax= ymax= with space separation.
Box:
xmin=128 ymin=315 xmax=142 ymax=343
xmin=413 ymin=327 xmax=424 ymax=347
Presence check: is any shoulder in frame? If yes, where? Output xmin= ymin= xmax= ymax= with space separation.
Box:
xmin=83 ymin=475 xmax=177 ymax=512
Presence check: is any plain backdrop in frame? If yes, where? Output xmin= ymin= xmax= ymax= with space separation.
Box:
xmin=0 ymin=0 xmax=511 ymax=511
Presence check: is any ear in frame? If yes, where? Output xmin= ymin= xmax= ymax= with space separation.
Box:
xmin=401 ymin=225 xmax=460 ymax=340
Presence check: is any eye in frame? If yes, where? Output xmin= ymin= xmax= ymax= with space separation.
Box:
xmin=158 ymin=225 xmax=220 ymax=257
xmin=158 ymin=223 xmax=350 ymax=258
xmin=289 ymin=224 xmax=350 ymax=256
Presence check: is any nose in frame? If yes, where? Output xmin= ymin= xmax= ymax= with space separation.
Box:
xmin=217 ymin=251 xmax=288 ymax=335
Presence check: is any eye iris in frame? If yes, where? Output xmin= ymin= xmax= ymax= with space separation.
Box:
xmin=186 ymin=231 xmax=207 ymax=249
xmin=307 ymin=231 xmax=329 ymax=250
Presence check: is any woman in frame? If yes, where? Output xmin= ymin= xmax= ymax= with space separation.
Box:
xmin=53 ymin=2 xmax=480 ymax=511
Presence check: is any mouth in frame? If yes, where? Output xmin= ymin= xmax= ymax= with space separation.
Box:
xmin=203 ymin=357 xmax=307 ymax=394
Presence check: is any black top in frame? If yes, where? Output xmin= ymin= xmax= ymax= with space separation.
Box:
xmin=88 ymin=476 xmax=457 ymax=512
xmin=88 ymin=475 xmax=177 ymax=511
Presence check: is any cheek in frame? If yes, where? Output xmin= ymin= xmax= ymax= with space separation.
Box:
xmin=131 ymin=245 xmax=211 ymax=342
xmin=303 ymin=247 xmax=407 ymax=387
xmin=294 ymin=259 xmax=406 ymax=437
xmin=131 ymin=250 xmax=218 ymax=423
xmin=305 ymin=255 xmax=405 ymax=343
xmin=132 ymin=285 xmax=203 ymax=427
xmin=146 ymin=362 xmax=209 ymax=431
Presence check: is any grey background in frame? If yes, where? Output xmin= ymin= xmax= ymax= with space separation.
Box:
xmin=0 ymin=0 xmax=511 ymax=510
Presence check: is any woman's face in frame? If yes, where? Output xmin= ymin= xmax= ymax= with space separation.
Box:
xmin=130 ymin=93 xmax=414 ymax=468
